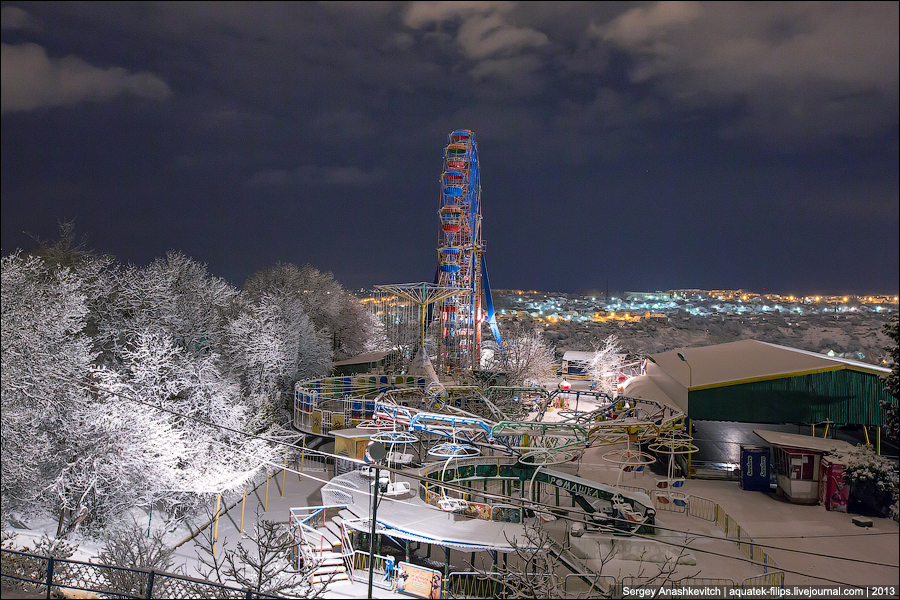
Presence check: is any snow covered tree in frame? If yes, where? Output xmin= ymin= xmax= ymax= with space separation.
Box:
xmin=96 ymin=517 xmax=179 ymax=596
xmin=470 ymin=521 xmax=691 ymax=599
xmin=486 ymin=320 xmax=556 ymax=387
xmin=224 ymin=299 xmax=294 ymax=398
xmin=243 ymin=262 xmax=372 ymax=361
xmin=587 ymin=336 xmax=626 ymax=396
xmin=841 ymin=445 xmax=898 ymax=517
xmin=223 ymin=291 xmax=331 ymax=408
xmin=1 ymin=252 xmax=96 ymax=517
xmin=880 ymin=316 xmax=899 ymax=441
xmin=78 ymin=329 xmax=281 ymax=523
xmin=90 ymin=252 xmax=239 ymax=367
xmin=194 ymin=504 xmax=329 ymax=598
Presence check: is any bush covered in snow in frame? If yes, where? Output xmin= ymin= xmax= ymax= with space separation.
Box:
xmin=840 ymin=445 xmax=899 ymax=517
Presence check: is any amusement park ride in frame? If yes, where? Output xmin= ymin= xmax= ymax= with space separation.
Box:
xmin=433 ymin=129 xmax=503 ymax=373
xmin=288 ymin=130 xmax=703 ymax=593
xmin=374 ymin=129 xmax=502 ymax=376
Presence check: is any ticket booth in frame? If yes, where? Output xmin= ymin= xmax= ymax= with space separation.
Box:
xmin=771 ymin=446 xmax=820 ymax=504
xmin=753 ymin=430 xmax=854 ymax=506
xmin=332 ymin=428 xmax=374 ymax=476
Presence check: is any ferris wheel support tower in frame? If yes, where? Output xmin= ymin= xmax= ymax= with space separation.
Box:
xmin=434 ymin=130 xmax=503 ymax=374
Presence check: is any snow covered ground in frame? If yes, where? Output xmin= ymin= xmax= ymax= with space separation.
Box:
xmin=4 ymin=378 xmax=897 ymax=597
xmin=7 ymin=432 xmax=896 ymax=598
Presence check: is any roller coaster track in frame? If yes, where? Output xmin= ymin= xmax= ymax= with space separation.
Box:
xmin=369 ymin=385 xmax=686 ymax=458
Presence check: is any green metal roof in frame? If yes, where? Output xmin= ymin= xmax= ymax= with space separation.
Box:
xmin=688 ymin=368 xmax=896 ymax=426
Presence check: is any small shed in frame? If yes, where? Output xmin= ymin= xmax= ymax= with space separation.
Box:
xmin=332 ymin=427 xmax=374 ymax=476
xmin=558 ymin=350 xmax=596 ymax=380
xmin=753 ymin=430 xmax=855 ymax=505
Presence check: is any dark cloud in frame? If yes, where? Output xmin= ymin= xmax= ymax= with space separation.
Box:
xmin=1 ymin=42 xmax=171 ymax=112
xmin=1 ymin=1 xmax=897 ymax=296
xmin=598 ymin=2 xmax=899 ymax=141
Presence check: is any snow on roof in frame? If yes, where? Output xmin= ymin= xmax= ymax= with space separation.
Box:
xmin=332 ymin=350 xmax=394 ymax=367
xmin=648 ymin=339 xmax=888 ymax=390
xmin=753 ymin=429 xmax=857 ymax=454
xmin=407 ymin=346 xmax=439 ymax=383
xmin=562 ymin=350 xmax=596 ymax=363
xmin=619 ymin=375 xmax=670 ymax=404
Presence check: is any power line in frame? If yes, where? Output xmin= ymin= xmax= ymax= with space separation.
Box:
xmin=47 ymin=372 xmax=899 ymax=581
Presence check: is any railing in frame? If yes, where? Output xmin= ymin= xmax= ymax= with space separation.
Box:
xmin=288 ymin=504 xmax=347 ymax=565
xmin=446 ymin=570 xmax=510 ymax=598
xmin=350 ymin=551 xmax=393 ymax=590
xmin=636 ymin=488 xmax=782 ymax=576
xmin=651 ymin=489 xmax=688 ymax=513
xmin=687 ymin=494 xmax=718 ymax=522
xmin=446 ymin=571 xmax=558 ymax=599
xmin=741 ymin=571 xmax=786 ymax=596
xmin=1 ymin=548 xmax=285 ymax=599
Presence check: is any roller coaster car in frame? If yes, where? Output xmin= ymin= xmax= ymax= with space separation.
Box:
xmin=490 ymin=505 xmax=536 ymax=524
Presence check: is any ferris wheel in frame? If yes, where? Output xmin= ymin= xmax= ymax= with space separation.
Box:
xmin=434 ymin=130 xmax=502 ymax=373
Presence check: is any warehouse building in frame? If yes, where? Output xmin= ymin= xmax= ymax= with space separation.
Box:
xmin=620 ymin=339 xmax=896 ymax=475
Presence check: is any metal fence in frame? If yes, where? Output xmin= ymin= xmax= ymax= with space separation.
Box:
xmin=446 ymin=571 xmax=558 ymax=599
xmin=618 ymin=484 xmax=783 ymax=578
xmin=1 ymin=548 xmax=285 ymax=600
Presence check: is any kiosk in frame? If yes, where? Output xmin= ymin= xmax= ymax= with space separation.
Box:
xmin=753 ymin=430 xmax=854 ymax=505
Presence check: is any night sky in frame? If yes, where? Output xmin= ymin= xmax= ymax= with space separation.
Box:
xmin=2 ymin=2 xmax=898 ymax=296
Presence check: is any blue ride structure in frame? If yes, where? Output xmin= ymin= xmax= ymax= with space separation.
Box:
xmin=434 ymin=129 xmax=503 ymax=374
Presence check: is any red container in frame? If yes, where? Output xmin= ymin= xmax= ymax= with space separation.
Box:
xmin=818 ymin=456 xmax=848 ymax=512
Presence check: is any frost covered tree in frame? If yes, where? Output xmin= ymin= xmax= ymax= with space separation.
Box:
xmin=1 ymin=238 xmax=355 ymax=533
xmin=587 ymin=336 xmax=626 ymax=396
xmin=880 ymin=316 xmax=899 ymax=441
xmin=244 ymin=262 xmax=372 ymax=361
xmin=74 ymin=330 xmax=283 ymax=523
xmin=486 ymin=320 xmax=556 ymax=387
xmin=89 ymin=252 xmax=239 ymax=366
xmin=471 ymin=521 xmax=691 ymax=599
xmin=194 ymin=505 xmax=329 ymax=598
xmin=1 ymin=252 xmax=96 ymax=517
xmin=841 ymin=445 xmax=899 ymax=517
xmin=95 ymin=517 xmax=179 ymax=596
xmin=223 ymin=291 xmax=331 ymax=406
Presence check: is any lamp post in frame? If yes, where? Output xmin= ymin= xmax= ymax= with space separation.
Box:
xmin=677 ymin=352 xmax=692 ymax=388
xmin=366 ymin=441 xmax=386 ymax=599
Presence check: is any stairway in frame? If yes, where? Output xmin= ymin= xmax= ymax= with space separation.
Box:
xmin=309 ymin=549 xmax=349 ymax=585
xmin=293 ymin=503 xmax=368 ymax=587
xmin=298 ymin=521 xmax=348 ymax=584
xmin=546 ymin=536 xmax=611 ymax=594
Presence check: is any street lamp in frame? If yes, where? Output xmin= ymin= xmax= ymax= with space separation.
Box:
xmin=366 ymin=441 xmax=386 ymax=599
xmin=677 ymin=352 xmax=692 ymax=388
